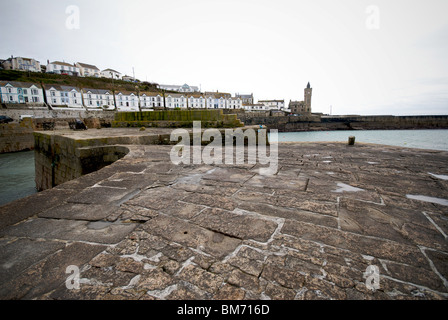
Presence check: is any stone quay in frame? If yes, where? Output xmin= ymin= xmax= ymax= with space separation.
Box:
xmin=0 ymin=127 xmax=447 ymax=300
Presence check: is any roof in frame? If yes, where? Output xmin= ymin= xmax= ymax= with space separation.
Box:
xmin=139 ymin=91 xmax=162 ymax=97
xmin=43 ymin=84 xmax=81 ymax=91
xmin=236 ymin=93 xmax=253 ymax=98
xmin=76 ymin=62 xmax=100 ymax=70
xmin=258 ymin=99 xmax=284 ymax=103
xmin=102 ymin=68 xmax=121 ymax=74
xmin=0 ymin=81 xmax=41 ymax=89
xmin=115 ymin=90 xmax=137 ymax=95
xmin=83 ymin=88 xmax=113 ymax=95
xmin=50 ymin=61 xmax=75 ymax=68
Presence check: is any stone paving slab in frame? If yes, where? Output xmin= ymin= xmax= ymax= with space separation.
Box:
xmin=0 ymin=140 xmax=448 ymax=300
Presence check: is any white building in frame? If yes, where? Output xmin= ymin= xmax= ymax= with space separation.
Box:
xmin=82 ymin=88 xmax=115 ymax=109
xmin=115 ymin=90 xmax=139 ymax=111
xmin=165 ymin=93 xmax=187 ymax=109
xmin=243 ymin=103 xmax=268 ymax=111
xmin=44 ymin=84 xmax=83 ymax=108
xmin=46 ymin=61 xmax=80 ymax=76
xmin=205 ymin=92 xmax=231 ymax=109
xmin=158 ymin=83 xmax=199 ymax=93
xmin=139 ymin=92 xmax=164 ymax=109
xmin=0 ymin=81 xmax=44 ymax=104
xmin=1 ymin=56 xmax=41 ymax=72
xmin=75 ymin=62 xmax=101 ymax=77
xmin=258 ymin=99 xmax=285 ymax=110
xmin=122 ymin=75 xmax=134 ymax=82
xmin=187 ymin=94 xmax=206 ymax=109
xmin=101 ymin=68 xmax=121 ymax=79
xmin=227 ymin=97 xmax=243 ymax=109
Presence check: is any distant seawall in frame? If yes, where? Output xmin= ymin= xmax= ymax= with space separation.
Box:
xmin=238 ymin=114 xmax=448 ymax=132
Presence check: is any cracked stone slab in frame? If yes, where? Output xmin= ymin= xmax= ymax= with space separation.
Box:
xmin=141 ymin=215 xmax=241 ymax=260
xmin=0 ymin=242 xmax=106 ymax=299
xmin=281 ymin=219 xmax=430 ymax=269
xmin=67 ymin=186 xmax=141 ymax=205
xmin=0 ymin=218 xmax=137 ymax=244
xmin=38 ymin=203 xmax=119 ymax=221
xmin=0 ymin=238 xmax=65 ymax=288
xmin=192 ymin=207 xmax=279 ymax=242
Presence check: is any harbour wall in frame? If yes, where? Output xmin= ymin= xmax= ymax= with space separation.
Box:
xmin=0 ymin=118 xmax=35 ymax=153
xmin=238 ymin=114 xmax=448 ymax=131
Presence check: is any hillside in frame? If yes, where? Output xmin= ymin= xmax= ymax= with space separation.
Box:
xmin=0 ymin=70 xmax=161 ymax=93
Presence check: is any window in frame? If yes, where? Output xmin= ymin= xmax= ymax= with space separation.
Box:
xmin=8 ymin=88 xmax=12 ymax=93
xmin=23 ymin=89 xmax=28 ymax=94
xmin=51 ymin=91 xmax=56 ymax=97
xmin=53 ymin=99 xmax=57 ymax=104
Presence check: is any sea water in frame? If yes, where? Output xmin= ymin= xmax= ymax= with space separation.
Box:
xmin=272 ymin=129 xmax=448 ymax=151
xmin=0 ymin=150 xmax=36 ymax=206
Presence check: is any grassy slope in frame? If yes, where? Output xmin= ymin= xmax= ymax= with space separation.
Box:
xmin=0 ymin=70 xmax=160 ymax=93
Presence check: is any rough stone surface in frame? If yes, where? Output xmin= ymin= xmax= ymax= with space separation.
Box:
xmin=1 ymin=135 xmax=448 ymax=300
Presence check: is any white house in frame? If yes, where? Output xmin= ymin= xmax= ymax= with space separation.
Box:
xmin=205 ymin=92 xmax=231 ymax=109
xmin=258 ymin=99 xmax=285 ymax=110
xmin=0 ymin=81 xmax=44 ymax=104
xmin=165 ymin=93 xmax=187 ymax=109
xmin=227 ymin=97 xmax=243 ymax=109
xmin=75 ymin=62 xmax=100 ymax=77
xmin=101 ymin=68 xmax=121 ymax=79
xmin=139 ymin=92 xmax=165 ymax=109
xmin=243 ymin=103 xmax=267 ymax=111
xmin=158 ymin=83 xmax=199 ymax=93
xmin=187 ymin=94 xmax=206 ymax=109
xmin=115 ymin=90 xmax=139 ymax=111
xmin=43 ymin=84 xmax=83 ymax=108
xmin=46 ymin=61 xmax=80 ymax=76
xmin=122 ymin=75 xmax=134 ymax=82
xmin=1 ymin=56 xmax=41 ymax=72
xmin=82 ymin=88 xmax=115 ymax=109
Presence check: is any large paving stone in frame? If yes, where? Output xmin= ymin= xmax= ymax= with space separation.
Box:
xmin=142 ymin=215 xmax=241 ymax=259
xmin=0 ymin=238 xmax=65 ymax=288
xmin=38 ymin=203 xmax=119 ymax=221
xmin=67 ymin=186 xmax=141 ymax=205
xmin=0 ymin=242 xmax=106 ymax=299
xmin=281 ymin=219 xmax=429 ymax=268
xmin=192 ymin=207 xmax=278 ymax=242
xmin=0 ymin=218 xmax=137 ymax=244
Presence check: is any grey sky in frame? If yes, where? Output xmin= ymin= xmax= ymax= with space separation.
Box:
xmin=1 ymin=0 xmax=447 ymax=115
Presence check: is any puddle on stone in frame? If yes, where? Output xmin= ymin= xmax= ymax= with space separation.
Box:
xmin=428 ymin=172 xmax=448 ymax=181
xmin=333 ymin=183 xmax=365 ymax=193
xmin=406 ymin=194 xmax=448 ymax=206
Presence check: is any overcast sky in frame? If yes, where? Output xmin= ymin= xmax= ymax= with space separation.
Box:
xmin=1 ymin=0 xmax=447 ymax=115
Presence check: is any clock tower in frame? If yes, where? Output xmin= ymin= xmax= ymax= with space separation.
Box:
xmin=304 ymin=82 xmax=312 ymax=113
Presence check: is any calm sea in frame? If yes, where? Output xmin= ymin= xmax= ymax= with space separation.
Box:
xmin=0 ymin=151 xmax=36 ymax=207
xmin=273 ymin=129 xmax=448 ymax=151
xmin=0 ymin=129 xmax=447 ymax=207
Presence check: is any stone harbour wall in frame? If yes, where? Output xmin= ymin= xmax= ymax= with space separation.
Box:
xmin=0 ymin=118 xmax=35 ymax=153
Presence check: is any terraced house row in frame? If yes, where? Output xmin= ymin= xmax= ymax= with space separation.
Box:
xmin=0 ymin=81 xmax=244 ymax=111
